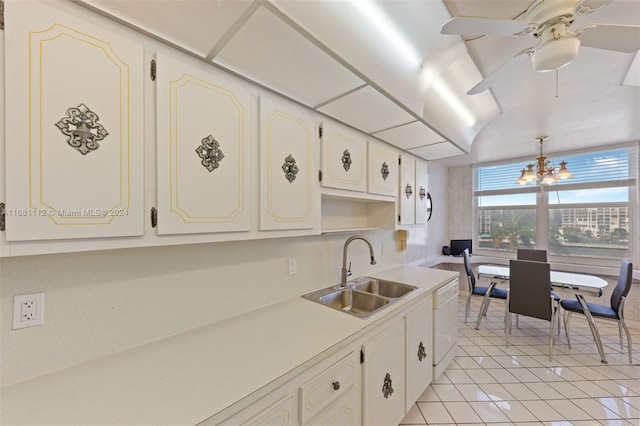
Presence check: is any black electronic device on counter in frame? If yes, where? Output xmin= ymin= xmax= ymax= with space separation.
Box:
xmin=450 ymin=239 xmax=472 ymax=256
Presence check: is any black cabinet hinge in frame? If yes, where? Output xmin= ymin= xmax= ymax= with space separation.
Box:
xmin=319 ymin=170 xmax=323 ymax=182
xmin=398 ymin=214 xmax=401 ymax=223
xmin=318 ymin=125 xmax=323 ymax=139
xmin=0 ymin=202 xmax=5 ymax=232
xmin=150 ymin=59 xmax=156 ymax=81
xmin=398 ymin=157 xmax=401 ymax=165
xmin=150 ymin=207 xmax=157 ymax=228
xmin=0 ymin=0 xmax=5 ymax=31
xmin=360 ymin=350 xmax=364 ymax=364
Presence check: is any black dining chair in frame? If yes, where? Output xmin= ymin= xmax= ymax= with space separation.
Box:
xmin=516 ymin=248 xmax=560 ymax=333
xmin=507 ymin=259 xmax=559 ymax=360
xmin=561 ymin=260 xmax=634 ymax=363
xmin=517 ymin=249 xmax=547 ymax=262
xmin=463 ymin=248 xmax=508 ymax=325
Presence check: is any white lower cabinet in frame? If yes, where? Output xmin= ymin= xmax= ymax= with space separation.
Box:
xmin=404 ymin=296 xmax=434 ymax=412
xmin=214 ymin=292 xmax=441 ymax=426
xmin=362 ymin=319 xmax=406 ymax=426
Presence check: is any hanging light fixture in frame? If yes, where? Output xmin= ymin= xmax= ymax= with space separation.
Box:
xmin=515 ymin=136 xmax=573 ymax=185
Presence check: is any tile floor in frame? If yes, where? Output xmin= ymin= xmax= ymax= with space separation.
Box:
xmin=399 ymin=294 xmax=640 ymax=425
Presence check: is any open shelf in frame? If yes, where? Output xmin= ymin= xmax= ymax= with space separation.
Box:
xmin=321 ymin=195 xmax=396 ymax=233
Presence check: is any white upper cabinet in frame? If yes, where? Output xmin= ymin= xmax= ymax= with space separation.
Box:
xmin=4 ymin=0 xmax=144 ymax=241
xmin=259 ymin=96 xmax=318 ymax=231
xmin=321 ymin=120 xmax=367 ymax=193
xmin=155 ymin=52 xmax=251 ymax=235
xmin=367 ymin=139 xmax=399 ymax=197
xmin=414 ymin=160 xmax=429 ymax=225
xmin=399 ymin=155 xmax=416 ymax=225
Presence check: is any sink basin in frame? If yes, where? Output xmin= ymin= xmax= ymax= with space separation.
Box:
xmin=319 ymin=289 xmax=388 ymax=316
xmin=351 ymin=278 xmax=416 ymax=298
xmin=302 ymin=277 xmax=418 ymax=318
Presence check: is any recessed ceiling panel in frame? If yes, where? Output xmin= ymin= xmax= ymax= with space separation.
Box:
xmin=408 ymin=142 xmax=466 ymax=161
xmin=213 ymin=7 xmax=364 ymax=107
xmin=318 ymin=86 xmax=415 ymax=133
xmin=374 ymin=121 xmax=446 ymax=150
xmin=80 ymin=0 xmax=255 ymax=57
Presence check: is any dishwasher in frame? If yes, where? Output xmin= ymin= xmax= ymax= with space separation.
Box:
xmin=432 ymin=279 xmax=459 ymax=379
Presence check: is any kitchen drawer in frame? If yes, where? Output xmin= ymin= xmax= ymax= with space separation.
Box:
xmin=302 ymin=385 xmax=361 ymax=426
xmin=298 ymin=351 xmax=359 ymax=424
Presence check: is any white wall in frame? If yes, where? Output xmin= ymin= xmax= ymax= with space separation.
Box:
xmin=447 ymin=165 xmax=473 ymax=240
xmin=0 ymin=163 xmax=448 ymax=386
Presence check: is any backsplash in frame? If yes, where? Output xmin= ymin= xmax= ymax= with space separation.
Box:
xmin=0 ymin=163 xmax=449 ymax=386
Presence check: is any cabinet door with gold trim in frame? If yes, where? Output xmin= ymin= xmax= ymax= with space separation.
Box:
xmin=259 ymin=96 xmax=317 ymax=231
xmin=321 ymin=121 xmax=367 ymax=193
xmin=156 ymin=53 xmax=250 ymax=235
xmin=4 ymin=0 xmax=144 ymax=241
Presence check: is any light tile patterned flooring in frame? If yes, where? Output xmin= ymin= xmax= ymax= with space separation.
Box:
xmin=400 ymin=295 xmax=640 ymax=425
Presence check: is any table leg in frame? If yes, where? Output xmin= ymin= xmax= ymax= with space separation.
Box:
xmin=475 ymin=282 xmax=495 ymax=330
xmin=576 ymin=295 xmax=607 ymax=364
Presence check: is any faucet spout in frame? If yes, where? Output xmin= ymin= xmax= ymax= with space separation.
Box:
xmin=341 ymin=235 xmax=377 ymax=286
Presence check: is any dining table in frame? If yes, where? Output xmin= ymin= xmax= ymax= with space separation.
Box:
xmin=476 ymin=264 xmax=610 ymax=363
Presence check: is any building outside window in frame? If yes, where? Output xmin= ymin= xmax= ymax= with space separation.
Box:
xmin=474 ymin=145 xmax=637 ymax=264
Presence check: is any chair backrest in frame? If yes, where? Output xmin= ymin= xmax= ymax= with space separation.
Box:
xmin=463 ymin=248 xmax=475 ymax=290
xmin=517 ymin=249 xmax=547 ymax=262
xmin=509 ymin=259 xmax=552 ymax=321
xmin=611 ymin=260 xmax=633 ymax=313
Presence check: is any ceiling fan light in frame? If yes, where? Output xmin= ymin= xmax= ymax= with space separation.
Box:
xmin=532 ymin=37 xmax=581 ymax=72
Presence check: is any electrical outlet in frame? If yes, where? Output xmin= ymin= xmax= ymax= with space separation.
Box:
xmin=13 ymin=293 xmax=45 ymax=330
xmin=288 ymin=258 xmax=297 ymax=276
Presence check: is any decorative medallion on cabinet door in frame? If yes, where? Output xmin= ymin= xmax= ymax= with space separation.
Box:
xmin=259 ymin=96 xmax=317 ymax=231
xmin=320 ymin=121 xmax=366 ymax=192
xmin=155 ymin=52 xmax=251 ymax=235
xmin=4 ymin=0 xmax=144 ymax=241
xmin=367 ymin=139 xmax=398 ymax=197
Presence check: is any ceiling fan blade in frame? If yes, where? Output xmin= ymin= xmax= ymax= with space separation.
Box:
xmin=441 ymin=16 xmax=535 ymax=37
xmin=574 ymin=0 xmax=614 ymax=17
xmin=578 ymin=24 xmax=640 ymax=53
xmin=467 ymin=49 xmax=533 ymax=95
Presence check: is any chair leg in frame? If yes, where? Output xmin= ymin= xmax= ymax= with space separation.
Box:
xmin=482 ymin=298 xmax=491 ymax=316
xmin=620 ymin=319 xmax=633 ymax=364
xmin=548 ymin=308 xmax=556 ymax=361
xmin=618 ymin=322 xmax=623 ymax=350
xmin=506 ymin=312 xmax=511 ymax=346
xmin=563 ymin=310 xmax=572 ymax=349
xmin=465 ymin=294 xmax=472 ymax=323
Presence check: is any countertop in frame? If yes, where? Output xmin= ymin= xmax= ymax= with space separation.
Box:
xmin=0 ymin=265 xmax=458 ymax=425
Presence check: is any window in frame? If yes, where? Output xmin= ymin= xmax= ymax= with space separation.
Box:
xmin=474 ymin=146 xmax=637 ymax=262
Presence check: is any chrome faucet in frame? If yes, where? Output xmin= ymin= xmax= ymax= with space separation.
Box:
xmin=341 ymin=235 xmax=377 ymax=286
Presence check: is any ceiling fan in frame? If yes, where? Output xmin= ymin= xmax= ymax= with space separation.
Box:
xmin=441 ymin=0 xmax=640 ymax=94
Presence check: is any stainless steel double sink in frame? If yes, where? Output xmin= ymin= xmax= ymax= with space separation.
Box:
xmin=302 ymin=277 xmax=418 ymax=318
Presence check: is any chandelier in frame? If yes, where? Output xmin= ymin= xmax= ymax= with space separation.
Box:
xmin=516 ymin=136 xmax=573 ymax=185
